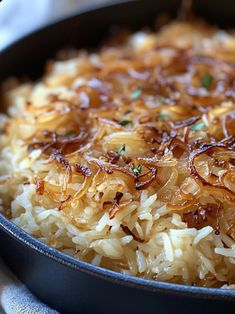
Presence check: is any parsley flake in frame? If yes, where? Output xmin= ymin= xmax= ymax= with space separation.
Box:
xmin=130 ymin=89 xmax=142 ymax=100
xmin=201 ymin=74 xmax=213 ymax=90
xmin=130 ymin=164 xmax=142 ymax=176
xmin=65 ymin=131 xmax=76 ymax=137
xmin=158 ymin=113 xmax=169 ymax=120
xmin=158 ymin=95 xmax=167 ymax=104
xmin=116 ymin=144 xmax=126 ymax=156
xmin=119 ymin=120 xmax=132 ymax=126
xmin=189 ymin=122 xmax=205 ymax=131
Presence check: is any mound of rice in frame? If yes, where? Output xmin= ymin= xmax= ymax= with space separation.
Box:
xmin=1 ymin=19 xmax=235 ymax=288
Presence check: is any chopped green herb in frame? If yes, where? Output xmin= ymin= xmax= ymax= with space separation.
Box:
xmin=158 ymin=95 xmax=167 ymax=104
xmin=65 ymin=131 xmax=76 ymax=137
xmin=158 ymin=113 xmax=169 ymax=120
xmin=119 ymin=120 xmax=132 ymax=126
xmin=130 ymin=89 xmax=142 ymax=100
xmin=116 ymin=144 xmax=126 ymax=156
xmin=201 ymin=74 xmax=213 ymax=90
xmin=189 ymin=122 xmax=205 ymax=131
xmin=130 ymin=164 xmax=142 ymax=176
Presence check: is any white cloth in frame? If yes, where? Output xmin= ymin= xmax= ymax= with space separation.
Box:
xmin=0 ymin=0 xmax=109 ymax=312
xmin=0 ymin=260 xmax=58 ymax=314
xmin=0 ymin=0 xmax=108 ymax=50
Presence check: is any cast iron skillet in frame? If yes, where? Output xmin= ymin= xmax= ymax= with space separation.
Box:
xmin=0 ymin=1 xmax=235 ymax=313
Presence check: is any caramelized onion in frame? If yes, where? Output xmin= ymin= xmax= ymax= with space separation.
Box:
xmin=188 ymin=143 xmax=235 ymax=202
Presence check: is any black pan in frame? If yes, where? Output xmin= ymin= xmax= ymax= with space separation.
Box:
xmin=0 ymin=1 xmax=235 ymax=313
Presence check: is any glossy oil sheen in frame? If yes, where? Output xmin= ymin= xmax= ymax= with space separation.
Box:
xmin=0 ymin=1 xmax=235 ymax=313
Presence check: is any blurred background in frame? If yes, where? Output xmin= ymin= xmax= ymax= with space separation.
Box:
xmin=0 ymin=0 xmax=110 ymax=50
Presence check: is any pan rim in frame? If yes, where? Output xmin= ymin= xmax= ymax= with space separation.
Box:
xmin=0 ymin=0 xmax=235 ymax=301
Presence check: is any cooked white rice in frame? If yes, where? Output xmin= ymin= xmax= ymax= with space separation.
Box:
xmin=1 ymin=20 xmax=235 ymax=288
